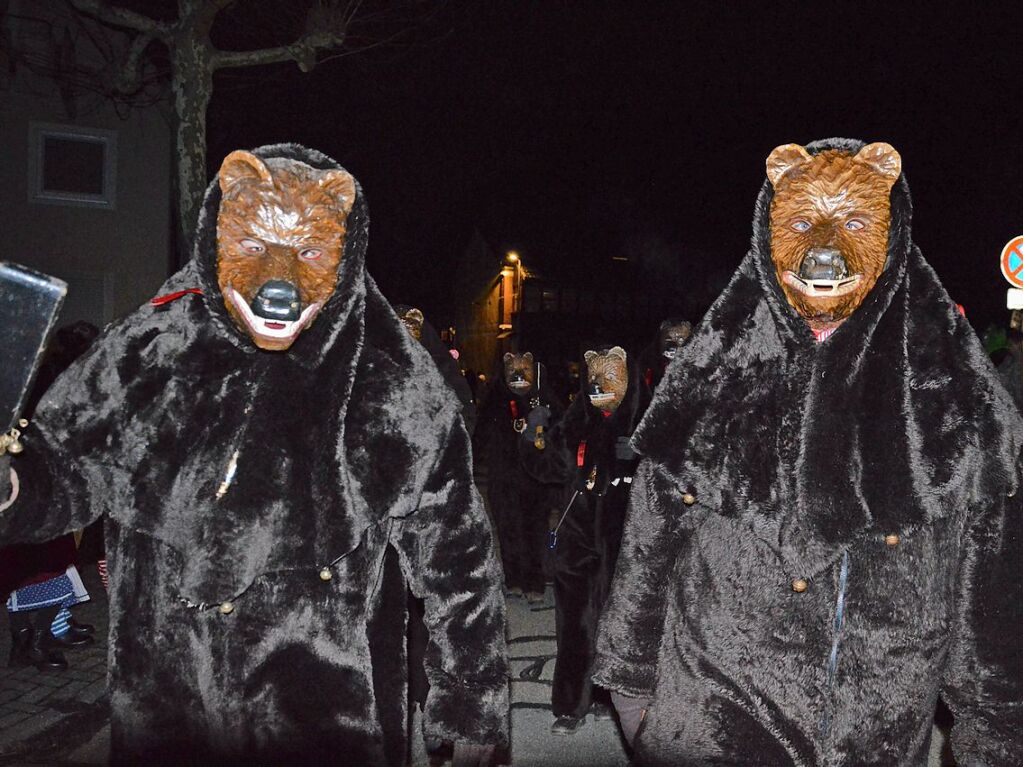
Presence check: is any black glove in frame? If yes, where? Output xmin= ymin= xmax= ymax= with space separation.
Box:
xmin=614 ymin=435 xmax=636 ymax=461
xmin=0 ymin=454 xmax=11 ymax=506
xmin=452 ymin=742 xmax=497 ymax=767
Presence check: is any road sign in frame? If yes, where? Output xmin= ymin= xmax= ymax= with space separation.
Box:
xmin=1000 ymin=235 xmax=1023 ymax=288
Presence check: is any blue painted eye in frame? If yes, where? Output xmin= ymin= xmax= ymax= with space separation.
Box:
xmin=845 ymin=219 xmax=865 ymax=231
xmin=791 ymin=220 xmax=811 ymax=232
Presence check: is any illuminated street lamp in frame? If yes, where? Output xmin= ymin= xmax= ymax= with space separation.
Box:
xmin=506 ymin=251 xmax=520 ymax=263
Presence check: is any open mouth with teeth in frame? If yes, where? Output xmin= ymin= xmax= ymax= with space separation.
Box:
xmin=589 ymin=392 xmax=615 ymax=406
xmin=508 ymin=380 xmax=532 ymax=391
xmin=782 ymin=272 xmax=862 ymax=298
xmin=228 ymin=288 xmax=322 ymax=344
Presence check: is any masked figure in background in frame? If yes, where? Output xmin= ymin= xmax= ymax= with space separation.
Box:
xmin=476 ymin=352 xmax=563 ymax=602
xmin=640 ymin=318 xmax=692 ymax=390
xmin=593 ymin=139 xmax=1023 ymax=765
xmin=394 ymin=304 xmax=477 ymax=435
xmin=0 ymin=145 xmax=508 ymax=766
xmin=524 ymin=345 xmax=650 ymax=735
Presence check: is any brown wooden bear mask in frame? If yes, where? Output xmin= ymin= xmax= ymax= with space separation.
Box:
xmin=400 ymin=308 xmax=425 ymax=341
xmin=658 ymin=320 xmax=693 ymax=360
xmin=767 ymin=142 xmax=901 ymax=330
xmin=216 ymin=150 xmax=356 ymax=351
xmin=503 ymin=352 xmax=535 ymax=394
xmin=585 ymin=346 xmax=628 ymax=412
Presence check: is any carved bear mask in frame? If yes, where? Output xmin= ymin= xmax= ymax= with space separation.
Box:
xmin=659 ymin=320 xmax=693 ymax=360
xmin=398 ymin=307 xmax=425 ymax=341
xmin=503 ymin=352 xmax=535 ymax=394
xmin=216 ymin=150 xmax=356 ymax=351
xmin=767 ymin=142 xmax=902 ymax=331
xmin=584 ymin=346 xmax=628 ymax=412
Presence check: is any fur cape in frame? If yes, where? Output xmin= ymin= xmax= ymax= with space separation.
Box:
xmin=593 ymin=138 xmax=1023 ymax=765
xmin=0 ymin=144 xmax=508 ymax=764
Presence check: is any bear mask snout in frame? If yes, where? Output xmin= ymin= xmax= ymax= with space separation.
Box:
xmin=252 ymin=280 xmax=302 ymax=322
xmin=799 ymin=248 xmax=849 ymax=281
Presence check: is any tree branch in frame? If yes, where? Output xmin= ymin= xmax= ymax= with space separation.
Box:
xmin=67 ymin=0 xmax=173 ymax=39
xmin=212 ymin=31 xmax=346 ymax=71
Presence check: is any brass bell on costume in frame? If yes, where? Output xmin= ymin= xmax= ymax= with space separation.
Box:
xmin=319 ymin=568 xmax=333 ymax=581
xmin=0 ymin=420 xmax=28 ymax=455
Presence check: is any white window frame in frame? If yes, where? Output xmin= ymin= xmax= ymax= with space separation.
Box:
xmin=27 ymin=122 xmax=118 ymax=209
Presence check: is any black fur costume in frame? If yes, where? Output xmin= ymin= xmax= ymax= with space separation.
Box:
xmin=0 ymin=144 xmax=508 ymax=765
xmin=537 ymin=348 xmax=650 ymax=720
xmin=476 ymin=360 xmax=562 ymax=595
xmin=593 ymin=138 xmax=1023 ymax=765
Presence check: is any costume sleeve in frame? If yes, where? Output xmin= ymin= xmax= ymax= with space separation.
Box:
xmin=390 ymin=420 xmax=509 ymax=747
xmin=591 ymin=458 xmax=683 ymax=697
xmin=941 ymin=485 xmax=1023 ymax=764
xmin=0 ymin=353 xmax=112 ymax=545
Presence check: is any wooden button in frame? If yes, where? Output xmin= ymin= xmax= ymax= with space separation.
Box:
xmin=682 ymin=493 xmax=696 ymax=506
xmin=319 ymin=567 xmax=333 ymax=581
xmin=884 ymin=534 xmax=900 ymax=547
xmin=218 ymin=601 xmax=235 ymax=615
xmin=791 ymin=579 xmax=808 ymax=593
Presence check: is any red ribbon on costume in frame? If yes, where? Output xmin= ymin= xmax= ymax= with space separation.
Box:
xmin=150 ymin=288 xmax=203 ymax=306
xmin=577 ymin=441 xmax=587 ymax=467
xmin=508 ymin=400 xmax=519 ymax=419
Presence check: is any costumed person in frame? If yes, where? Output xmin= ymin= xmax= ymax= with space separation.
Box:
xmin=394 ymin=304 xmax=477 ymax=435
xmin=3 ymin=545 xmax=92 ymax=672
xmin=3 ymin=321 xmax=101 ymax=672
xmin=593 ymin=138 xmax=1023 ymax=765
xmin=476 ymin=351 xmax=563 ymax=602
xmin=524 ymin=344 xmax=650 ymax=735
xmin=639 ymin=318 xmax=692 ymax=390
xmin=394 ymin=302 xmax=484 ymax=763
xmin=0 ymin=144 xmax=508 ymax=766
xmin=997 ymin=318 xmax=1023 ymax=411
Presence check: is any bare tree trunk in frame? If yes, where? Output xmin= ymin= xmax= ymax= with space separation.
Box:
xmin=171 ymin=30 xmax=214 ymax=264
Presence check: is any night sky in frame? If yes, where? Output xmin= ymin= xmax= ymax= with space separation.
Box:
xmin=205 ymin=1 xmax=1023 ymax=332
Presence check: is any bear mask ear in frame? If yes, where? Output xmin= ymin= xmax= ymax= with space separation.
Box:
xmin=766 ymin=144 xmax=813 ymax=188
xmin=503 ymin=352 xmax=515 ymax=362
xmin=607 ymin=346 xmax=627 ymax=362
xmin=583 ymin=350 xmax=598 ymax=365
xmin=854 ymin=142 xmax=902 ymax=184
xmin=404 ymin=308 xmax=424 ymax=325
xmin=219 ymin=150 xmax=274 ymax=193
xmin=319 ymin=170 xmax=357 ymax=217
xmin=522 ymin=352 xmax=534 ymax=363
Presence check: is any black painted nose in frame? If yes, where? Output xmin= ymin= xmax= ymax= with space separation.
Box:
xmin=510 ymin=371 xmax=526 ymax=384
xmin=251 ymin=280 xmax=301 ymax=321
xmin=799 ymin=248 xmax=848 ymax=281
xmin=588 ymin=381 xmax=604 ymax=397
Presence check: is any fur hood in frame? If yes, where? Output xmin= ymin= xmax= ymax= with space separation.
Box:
xmin=634 ymin=137 xmax=1022 ymax=578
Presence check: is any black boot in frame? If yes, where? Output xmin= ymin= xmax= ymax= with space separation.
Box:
xmin=8 ymin=627 xmax=33 ymax=668
xmin=51 ymin=629 xmax=95 ymax=649
xmin=68 ymin=619 xmax=95 ymax=636
xmin=24 ymin=628 xmax=68 ymax=671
